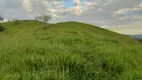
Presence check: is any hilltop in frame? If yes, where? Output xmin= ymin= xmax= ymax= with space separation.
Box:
xmin=0 ymin=20 xmax=142 ymax=80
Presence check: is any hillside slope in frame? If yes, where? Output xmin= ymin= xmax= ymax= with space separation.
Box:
xmin=0 ymin=20 xmax=142 ymax=80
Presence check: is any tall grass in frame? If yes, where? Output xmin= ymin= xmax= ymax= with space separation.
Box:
xmin=0 ymin=20 xmax=142 ymax=80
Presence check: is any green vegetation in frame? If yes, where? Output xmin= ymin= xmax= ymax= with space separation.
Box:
xmin=0 ymin=20 xmax=142 ymax=80
xmin=138 ymin=39 xmax=142 ymax=43
xmin=0 ymin=24 xmax=5 ymax=31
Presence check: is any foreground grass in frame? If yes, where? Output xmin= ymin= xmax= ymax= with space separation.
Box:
xmin=0 ymin=20 xmax=142 ymax=80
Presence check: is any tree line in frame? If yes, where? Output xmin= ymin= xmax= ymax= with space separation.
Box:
xmin=0 ymin=15 xmax=52 ymax=23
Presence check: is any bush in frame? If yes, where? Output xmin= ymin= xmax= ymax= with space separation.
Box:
xmin=138 ymin=39 xmax=142 ymax=43
xmin=0 ymin=24 xmax=5 ymax=31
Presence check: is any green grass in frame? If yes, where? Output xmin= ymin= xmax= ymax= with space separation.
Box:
xmin=0 ymin=20 xmax=142 ymax=80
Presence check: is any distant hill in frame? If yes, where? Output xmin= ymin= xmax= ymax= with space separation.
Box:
xmin=127 ymin=34 xmax=142 ymax=42
xmin=129 ymin=34 xmax=142 ymax=39
xmin=0 ymin=20 xmax=142 ymax=80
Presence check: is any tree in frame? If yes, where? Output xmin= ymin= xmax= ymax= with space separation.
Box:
xmin=35 ymin=15 xmax=52 ymax=23
xmin=0 ymin=16 xmax=4 ymax=23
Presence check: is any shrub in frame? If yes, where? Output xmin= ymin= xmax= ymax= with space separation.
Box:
xmin=0 ymin=24 xmax=5 ymax=31
xmin=138 ymin=39 xmax=142 ymax=43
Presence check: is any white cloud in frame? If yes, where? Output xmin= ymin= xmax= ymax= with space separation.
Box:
xmin=84 ymin=2 xmax=93 ymax=7
xmin=83 ymin=1 xmax=98 ymax=7
xmin=73 ymin=0 xmax=81 ymax=6
xmin=72 ymin=5 xmax=82 ymax=16
xmin=114 ymin=8 xmax=129 ymax=14
xmin=51 ymin=1 xmax=59 ymax=6
xmin=23 ymin=0 xmax=33 ymax=12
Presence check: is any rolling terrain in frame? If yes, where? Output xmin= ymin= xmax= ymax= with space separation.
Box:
xmin=0 ymin=20 xmax=142 ymax=80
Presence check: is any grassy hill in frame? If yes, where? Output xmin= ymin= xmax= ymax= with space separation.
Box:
xmin=0 ymin=20 xmax=142 ymax=80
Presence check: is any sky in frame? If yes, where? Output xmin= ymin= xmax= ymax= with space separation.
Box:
xmin=0 ymin=0 xmax=142 ymax=35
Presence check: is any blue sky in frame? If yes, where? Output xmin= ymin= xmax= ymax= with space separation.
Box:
xmin=64 ymin=0 xmax=87 ymax=9
xmin=64 ymin=0 xmax=73 ymax=8
xmin=0 ymin=0 xmax=142 ymax=35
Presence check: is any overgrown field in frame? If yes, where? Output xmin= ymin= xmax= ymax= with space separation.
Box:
xmin=0 ymin=20 xmax=142 ymax=80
